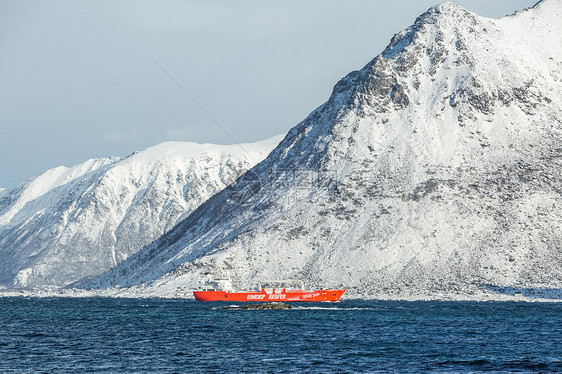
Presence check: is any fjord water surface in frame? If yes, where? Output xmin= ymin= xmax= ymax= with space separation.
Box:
xmin=1 ymin=298 xmax=561 ymax=373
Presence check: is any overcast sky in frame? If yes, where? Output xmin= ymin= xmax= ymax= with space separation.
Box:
xmin=0 ymin=0 xmax=536 ymax=188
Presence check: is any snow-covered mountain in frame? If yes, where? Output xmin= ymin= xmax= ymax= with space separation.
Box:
xmin=90 ymin=0 xmax=561 ymax=299
xmin=0 ymin=137 xmax=282 ymax=288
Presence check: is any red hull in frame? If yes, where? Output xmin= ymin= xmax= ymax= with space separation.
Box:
xmin=193 ymin=289 xmax=345 ymax=302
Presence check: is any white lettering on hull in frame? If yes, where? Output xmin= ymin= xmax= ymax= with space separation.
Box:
xmin=246 ymin=293 xmax=287 ymax=300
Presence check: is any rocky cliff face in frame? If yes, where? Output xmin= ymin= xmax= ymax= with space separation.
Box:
xmin=90 ymin=0 xmax=562 ymax=299
xmin=0 ymin=138 xmax=281 ymax=288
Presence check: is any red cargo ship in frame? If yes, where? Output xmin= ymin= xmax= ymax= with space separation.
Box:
xmin=193 ymin=279 xmax=345 ymax=302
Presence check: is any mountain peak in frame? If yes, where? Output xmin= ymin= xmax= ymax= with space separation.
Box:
xmin=432 ymin=1 xmax=470 ymax=15
xmin=271 ymin=0 xmax=557 ymax=178
xmin=380 ymin=1 xmax=482 ymax=60
xmin=419 ymin=1 xmax=477 ymax=24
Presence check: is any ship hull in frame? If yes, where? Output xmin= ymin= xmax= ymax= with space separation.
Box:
xmin=193 ymin=289 xmax=345 ymax=302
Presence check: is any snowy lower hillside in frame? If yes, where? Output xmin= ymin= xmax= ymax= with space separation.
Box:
xmin=86 ymin=0 xmax=562 ymax=300
xmin=0 ymin=136 xmax=282 ymax=288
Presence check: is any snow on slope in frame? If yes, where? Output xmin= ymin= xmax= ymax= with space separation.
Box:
xmin=0 ymin=136 xmax=282 ymax=288
xmin=87 ymin=0 xmax=562 ymax=299
xmin=0 ymin=158 xmax=120 ymax=227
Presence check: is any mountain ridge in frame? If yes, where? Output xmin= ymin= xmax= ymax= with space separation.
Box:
xmin=0 ymin=136 xmax=282 ymax=288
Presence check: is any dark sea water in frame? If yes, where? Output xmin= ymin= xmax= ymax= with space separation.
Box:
xmin=0 ymin=298 xmax=561 ymax=373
